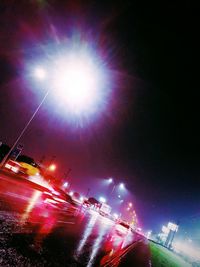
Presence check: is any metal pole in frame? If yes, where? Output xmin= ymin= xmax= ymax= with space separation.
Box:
xmin=86 ymin=188 xmax=90 ymax=198
xmin=0 ymin=91 xmax=49 ymax=168
xmin=111 ymin=184 xmax=116 ymax=195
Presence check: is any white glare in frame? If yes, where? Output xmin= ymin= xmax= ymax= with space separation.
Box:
xmin=34 ymin=67 xmax=46 ymax=80
xmin=53 ymin=54 xmax=100 ymax=114
xmin=63 ymin=182 xmax=69 ymax=188
xmin=99 ymin=196 xmax=106 ymax=203
xmin=119 ymin=183 xmax=125 ymax=190
xmin=108 ymin=178 xmax=113 ymax=183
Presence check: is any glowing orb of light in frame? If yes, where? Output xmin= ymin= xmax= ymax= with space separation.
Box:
xmin=99 ymin=196 xmax=106 ymax=203
xmin=34 ymin=66 xmax=47 ymax=80
xmin=108 ymin=177 xmax=113 ymax=183
xmin=29 ymin=37 xmax=112 ymax=125
xmin=48 ymin=164 xmax=56 ymax=171
xmin=52 ymin=51 xmax=105 ymax=116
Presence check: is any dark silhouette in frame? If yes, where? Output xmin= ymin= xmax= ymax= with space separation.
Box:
xmin=0 ymin=143 xmax=10 ymax=162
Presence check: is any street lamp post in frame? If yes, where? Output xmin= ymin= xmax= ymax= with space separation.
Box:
xmin=1 ymin=40 xmax=109 ymax=168
xmin=109 ymin=180 xmax=125 ymax=195
xmin=0 ymin=90 xmax=49 ymax=168
xmin=111 ymin=184 xmax=116 ymax=195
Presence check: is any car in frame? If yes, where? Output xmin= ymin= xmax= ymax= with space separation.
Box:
xmin=4 ymin=159 xmax=27 ymax=175
xmin=118 ymin=221 xmax=130 ymax=230
xmin=83 ymin=199 xmax=91 ymax=207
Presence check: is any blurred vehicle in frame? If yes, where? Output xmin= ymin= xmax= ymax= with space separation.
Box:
xmin=118 ymin=220 xmax=130 ymax=230
xmin=88 ymin=197 xmax=100 ymax=205
xmin=115 ymin=220 xmax=130 ymax=234
xmin=72 ymin=192 xmax=82 ymax=204
xmin=99 ymin=203 xmax=111 ymax=217
xmin=4 ymin=159 xmax=27 ymax=175
xmin=65 ymin=193 xmax=74 ymax=204
xmin=16 ymin=154 xmax=40 ymax=176
xmin=83 ymin=199 xmax=91 ymax=208
xmin=18 ymin=162 xmax=40 ymax=176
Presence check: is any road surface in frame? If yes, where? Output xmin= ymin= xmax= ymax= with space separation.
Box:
xmin=0 ymin=170 xmax=151 ymax=267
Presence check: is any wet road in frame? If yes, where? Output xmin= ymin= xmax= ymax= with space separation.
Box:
xmin=0 ymin=170 xmax=151 ymax=267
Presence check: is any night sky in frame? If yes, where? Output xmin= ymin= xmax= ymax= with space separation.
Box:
xmin=0 ymin=1 xmax=199 ymax=232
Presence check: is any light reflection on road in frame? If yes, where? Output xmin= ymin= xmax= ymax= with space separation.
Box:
xmin=74 ymin=208 xmax=139 ymax=266
xmin=76 ymin=211 xmax=99 ymax=255
xmin=0 ymin=172 xmax=143 ymax=266
xmin=20 ymin=191 xmax=42 ymax=223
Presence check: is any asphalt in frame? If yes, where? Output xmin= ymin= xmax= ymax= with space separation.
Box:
xmin=0 ymin=170 xmax=151 ymax=267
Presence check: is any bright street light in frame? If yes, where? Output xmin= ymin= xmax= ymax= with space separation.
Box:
xmin=119 ymin=183 xmax=125 ymax=190
xmin=80 ymin=196 xmax=84 ymax=202
xmin=63 ymin=182 xmax=69 ymax=188
xmin=0 ymin=39 xmax=110 ymax=167
xmin=113 ymin=213 xmax=119 ymax=219
xmin=34 ymin=67 xmax=47 ymax=80
xmin=48 ymin=164 xmax=56 ymax=171
xmin=108 ymin=178 xmax=113 ymax=183
xmin=107 ymin=179 xmax=126 ymax=195
xmin=99 ymin=196 xmax=106 ymax=203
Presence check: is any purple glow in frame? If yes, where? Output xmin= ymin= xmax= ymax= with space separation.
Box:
xmin=27 ymin=36 xmax=111 ymax=125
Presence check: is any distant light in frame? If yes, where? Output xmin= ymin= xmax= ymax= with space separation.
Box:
xmin=118 ymin=195 xmax=121 ymax=199
xmin=108 ymin=178 xmax=113 ymax=183
xmin=168 ymin=222 xmax=179 ymax=232
xmin=69 ymin=191 xmax=74 ymax=196
xmin=162 ymin=225 xmax=170 ymax=234
xmin=146 ymin=230 xmax=152 ymax=239
xmin=52 ymin=51 xmax=105 ymax=116
xmin=128 ymin=202 xmax=133 ymax=207
xmin=113 ymin=213 xmax=119 ymax=219
xmin=63 ymin=182 xmax=69 ymax=188
xmin=48 ymin=164 xmax=56 ymax=171
xmin=34 ymin=67 xmax=46 ymax=80
xmin=119 ymin=183 xmax=125 ymax=190
xmin=99 ymin=196 xmax=106 ymax=203
xmin=26 ymin=35 xmax=112 ymax=129
xmin=80 ymin=196 xmax=84 ymax=202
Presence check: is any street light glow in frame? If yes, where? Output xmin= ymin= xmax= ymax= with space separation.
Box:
xmin=53 ymin=54 xmax=99 ymax=114
xmin=63 ymin=182 xmax=69 ymax=188
xmin=119 ymin=183 xmax=125 ymax=190
xmin=99 ymin=196 xmax=106 ymax=203
xmin=113 ymin=213 xmax=119 ymax=219
xmin=48 ymin=164 xmax=56 ymax=171
xmin=108 ymin=178 xmax=113 ymax=183
xmin=80 ymin=196 xmax=84 ymax=202
xmin=34 ymin=66 xmax=47 ymax=80
xmin=29 ymin=39 xmax=111 ymax=123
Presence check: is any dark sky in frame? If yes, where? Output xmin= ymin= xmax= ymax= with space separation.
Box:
xmin=0 ymin=0 xmax=199 ymax=231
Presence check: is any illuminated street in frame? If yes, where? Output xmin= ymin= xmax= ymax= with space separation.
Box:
xmin=0 ymin=171 xmax=149 ymax=267
xmin=0 ymin=1 xmax=199 ymax=266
